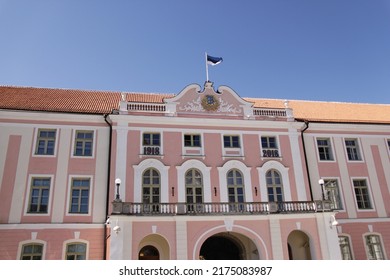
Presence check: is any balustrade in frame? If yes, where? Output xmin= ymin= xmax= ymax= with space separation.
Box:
xmin=112 ymin=201 xmax=325 ymax=216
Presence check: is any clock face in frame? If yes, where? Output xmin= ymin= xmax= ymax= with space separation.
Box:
xmin=201 ymin=95 xmax=219 ymax=111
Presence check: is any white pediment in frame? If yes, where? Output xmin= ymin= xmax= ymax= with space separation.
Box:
xmin=164 ymin=82 xmax=254 ymax=118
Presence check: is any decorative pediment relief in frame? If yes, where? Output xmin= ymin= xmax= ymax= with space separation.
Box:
xmin=165 ymin=82 xmax=254 ymax=118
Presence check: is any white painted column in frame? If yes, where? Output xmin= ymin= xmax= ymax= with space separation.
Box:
xmin=115 ymin=124 xmax=128 ymax=201
xmin=269 ymin=218 xmax=284 ymax=259
xmin=176 ymin=219 xmax=188 ymax=259
xmin=288 ymin=128 xmax=307 ymax=200
xmin=52 ymin=128 xmax=71 ymax=223
xmin=316 ymin=213 xmax=342 ymax=260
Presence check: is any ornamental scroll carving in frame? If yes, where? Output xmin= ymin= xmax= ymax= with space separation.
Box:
xmin=179 ymin=96 xmax=242 ymax=114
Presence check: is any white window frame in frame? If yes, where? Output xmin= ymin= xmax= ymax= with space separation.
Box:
xmin=182 ymin=132 xmax=204 ymax=157
xmin=351 ymin=177 xmax=375 ymax=212
xmin=32 ymin=127 xmax=59 ymax=157
xmin=363 ymin=233 xmax=386 ymax=260
xmin=24 ymin=174 xmax=54 ymax=216
xmin=260 ymin=135 xmax=281 ymax=159
xmin=63 ymin=239 xmax=89 ymax=260
xmin=316 ymin=137 xmax=335 ymax=162
xmin=65 ymin=175 xmax=93 ymax=216
xmin=338 ymin=234 xmax=354 ymax=260
xmin=321 ymin=177 xmax=344 ymax=211
xmin=221 ymin=134 xmax=243 ymax=158
xmin=140 ymin=131 xmax=163 ymax=157
xmin=71 ymin=129 xmax=96 ymax=158
xmin=17 ymin=240 xmax=47 ymax=260
xmin=344 ymin=138 xmax=364 ymax=162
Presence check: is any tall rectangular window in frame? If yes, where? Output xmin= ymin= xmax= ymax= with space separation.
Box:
xmin=184 ymin=134 xmax=201 ymax=147
xmin=353 ymin=179 xmax=372 ymax=209
xmin=324 ymin=179 xmax=343 ymax=210
xmin=28 ymin=178 xmax=51 ymax=213
xmin=345 ymin=139 xmax=362 ymax=161
xmin=74 ymin=131 xmax=93 ymax=156
xmin=69 ymin=178 xmax=90 ymax=214
xmin=35 ymin=129 xmax=56 ymax=155
xmin=224 ymin=135 xmax=240 ymax=148
xmin=339 ymin=236 xmax=353 ymax=260
xmin=317 ymin=138 xmax=334 ymax=161
xmin=365 ymin=235 xmax=385 ymax=260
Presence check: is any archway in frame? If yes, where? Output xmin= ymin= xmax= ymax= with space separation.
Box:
xmin=139 ymin=245 xmax=159 ymax=260
xmin=138 ymin=234 xmax=170 ymax=260
xmin=199 ymin=232 xmax=258 ymax=260
xmin=287 ymin=230 xmax=312 ymax=260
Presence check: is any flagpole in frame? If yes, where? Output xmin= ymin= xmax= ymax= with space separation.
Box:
xmin=205 ymin=52 xmax=209 ymax=82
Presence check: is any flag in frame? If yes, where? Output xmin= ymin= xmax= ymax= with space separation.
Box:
xmin=207 ymin=55 xmax=223 ymax=65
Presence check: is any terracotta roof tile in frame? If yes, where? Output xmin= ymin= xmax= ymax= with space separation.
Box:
xmin=0 ymin=86 xmax=121 ymax=114
xmin=1 ymin=85 xmax=389 ymax=123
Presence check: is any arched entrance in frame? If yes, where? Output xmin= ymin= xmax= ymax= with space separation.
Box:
xmin=199 ymin=232 xmax=258 ymax=260
xmin=138 ymin=234 xmax=170 ymax=260
xmin=139 ymin=245 xmax=159 ymax=260
xmin=287 ymin=230 xmax=312 ymax=260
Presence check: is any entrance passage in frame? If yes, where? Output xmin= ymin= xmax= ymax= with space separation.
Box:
xmin=138 ymin=245 xmax=159 ymax=260
xmin=200 ymin=234 xmax=242 ymax=260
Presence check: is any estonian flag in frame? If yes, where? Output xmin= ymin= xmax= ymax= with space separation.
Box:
xmin=207 ymin=55 xmax=223 ymax=65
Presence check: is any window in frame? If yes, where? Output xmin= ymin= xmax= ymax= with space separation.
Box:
xmin=35 ymin=129 xmax=56 ymax=155
xmin=28 ymin=178 xmax=51 ymax=213
xmin=339 ymin=236 xmax=353 ymax=260
xmin=185 ymin=169 xmax=203 ymax=212
xmin=317 ymin=138 xmax=334 ymax=161
xmin=266 ymin=170 xmax=283 ymax=202
xmin=20 ymin=243 xmax=43 ymax=260
xmin=324 ymin=179 xmax=343 ymax=210
xmin=224 ymin=135 xmax=240 ymax=148
xmin=74 ymin=131 xmax=93 ymax=156
xmin=353 ymin=179 xmax=372 ymax=209
xmin=142 ymin=168 xmax=160 ymax=213
xmin=227 ymin=169 xmax=245 ymax=211
xmin=261 ymin=136 xmax=279 ymax=158
xmin=69 ymin=178 xmax=90 ymax=214
xmin=365 ymin=235 xmax=385 ymax=260
xmin=66 ymin=243 xmax=87 ymax=260
xmin=143 ymin=133 xmax=160 ymax=146
xmin=143 ymin=133 xmax=161 ymax=155
xmin=184 ymin=134 xmax=201 ymax=147
xmin=345 ymin=139 xmax=362 ymax=161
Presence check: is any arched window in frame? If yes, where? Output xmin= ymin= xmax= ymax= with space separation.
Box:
xmin=266 ymin=169 xmax=283 ymax=202
xmin=20 ymin=243 xmax=44 ymax=260
xmin=142 ymin=168 xmax=160 ymax=213
xmin=365 ymin=234 xmax=385 ymax=260
xmin=227 ymin=169 xmax=244 ymax=211
xmin=185 ymin=169 xmax=203 ymax=213
xmin=65 ymin=242 xmax=87 ymax=260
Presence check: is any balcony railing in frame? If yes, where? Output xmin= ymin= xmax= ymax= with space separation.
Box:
xmin=111 ymin=201 xmax=332 ymax=216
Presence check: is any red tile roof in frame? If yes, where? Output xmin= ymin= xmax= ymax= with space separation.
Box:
xmin=1 ymin=85 xmax=389 ymax=123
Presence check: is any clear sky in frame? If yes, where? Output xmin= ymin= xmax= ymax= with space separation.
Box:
xmin=1 ymin=0 xmax=390 ymax=104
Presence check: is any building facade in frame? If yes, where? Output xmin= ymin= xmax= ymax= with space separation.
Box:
xmin=0 ymin=82 xmax=389 ymax=260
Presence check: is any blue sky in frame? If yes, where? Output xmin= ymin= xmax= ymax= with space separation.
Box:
xmin=1 ymin=0 xmax=390 ymax=104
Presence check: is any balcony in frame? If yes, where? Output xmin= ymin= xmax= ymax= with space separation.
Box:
xmin=111 ymin=200 xmax=333 ymax=216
